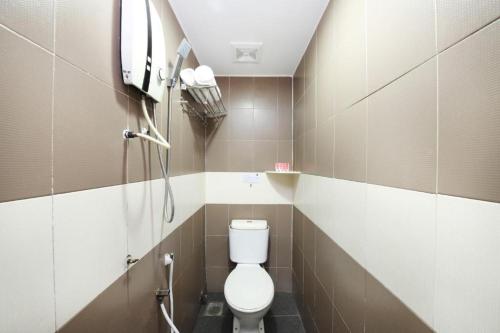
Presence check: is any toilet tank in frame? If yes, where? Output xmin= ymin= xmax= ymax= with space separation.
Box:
xmin=229 ymin=219 xmax=269 ymax=264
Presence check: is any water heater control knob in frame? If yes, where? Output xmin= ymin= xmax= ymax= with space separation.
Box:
xmin=158 ymin=68 xmax=166 ymax=81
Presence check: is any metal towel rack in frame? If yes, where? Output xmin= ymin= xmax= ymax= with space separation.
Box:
xmin=180 ymin=82 xmax=227 ymax=124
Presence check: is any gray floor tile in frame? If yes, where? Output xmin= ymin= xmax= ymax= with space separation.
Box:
xmin=194 ymin=292 xmax=305 ymax=333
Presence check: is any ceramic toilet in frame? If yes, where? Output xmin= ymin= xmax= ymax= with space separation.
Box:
xmin=224 ymin=219 xmax=274 ymax=333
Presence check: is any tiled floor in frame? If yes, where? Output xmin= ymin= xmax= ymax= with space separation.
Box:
xmin=193 ymin=293 xmax=305 ymax=333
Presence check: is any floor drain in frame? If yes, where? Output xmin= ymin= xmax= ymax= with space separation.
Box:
xmin=202 ymin=302 xmax=224 ymax=317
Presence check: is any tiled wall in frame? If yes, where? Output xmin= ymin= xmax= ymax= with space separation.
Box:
xmin=205 ymin=204 xmax=293 ymax=293
xmin=0 ymin=0 xmax=204 ymax=203
xmin=294 ymin=0 xmax=500 ymax=202
xmin=205 ymin=77 xmax=293 ymax=172
xmin=293 ymin=1 xmax=500 ymax=331
xmin=292 ymin=207 xmax=432 ymax=333
xmin=58 ymin=208 xmax=205 ymax=333
xmin=0 ymin=0 xmax=206 ymax=331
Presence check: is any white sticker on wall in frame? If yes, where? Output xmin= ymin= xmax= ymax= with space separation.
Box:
xmin=242 ymin=173 xmax=261 ymax=185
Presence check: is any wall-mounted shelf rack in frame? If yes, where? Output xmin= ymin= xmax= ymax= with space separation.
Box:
xmin=181 ymin=83 xmax=227 ymax=122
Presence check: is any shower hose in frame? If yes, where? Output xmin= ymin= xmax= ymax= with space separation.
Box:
xmin=160 ymin=254 xmax=180 ymax=333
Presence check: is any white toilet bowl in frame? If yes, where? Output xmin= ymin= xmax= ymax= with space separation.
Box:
xmin=224 ymin=264 xmax=274 ymax=333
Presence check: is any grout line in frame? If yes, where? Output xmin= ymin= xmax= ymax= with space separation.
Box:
xmin=54 ymin=54 xmax=129 ymax=97
xmin=50 ymin=2 xmax=58 ymax=329
xmin=0 ymin=23 xmax=54 ymax=55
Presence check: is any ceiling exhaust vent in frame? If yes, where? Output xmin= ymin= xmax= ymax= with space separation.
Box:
xmin=231 ymin=42 xmax=262 ymax=63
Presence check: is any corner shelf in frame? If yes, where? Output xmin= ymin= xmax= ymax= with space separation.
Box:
xmin=264 ymin=171 xmax=301 ymax=175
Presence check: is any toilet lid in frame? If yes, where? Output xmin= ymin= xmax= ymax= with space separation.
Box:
xmin=224 ymin=264 xmax=274 ymax=312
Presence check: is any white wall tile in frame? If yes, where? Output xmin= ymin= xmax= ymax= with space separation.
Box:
xmin=294 ymin=173 xmax=317 ymax=220
xmin=331 ymin=179 xmax=366 ymax=267
xmin=0 ymin=196 xmax=55 ymax=333
xmin=366 ymin=0 xmax=436 ymax=92
xmin=125 ymin=181 xmax=155 ymax=259
xmin=435 ymin=195 xmax=500 ymax=333
xmin=436 ymin=1 xmax=500 ymax=51
xmin=206 ymin=172 xmax=293 ymax=204
xmin=315 ymin=175 xmax=335 ymax=235
xmin=53 ymin=185 xmax=128 ymax=328
xmin=365 ymin=184 xmax=436 ymax=327
xmin=153 ymin=172 xmax=206 ymax=244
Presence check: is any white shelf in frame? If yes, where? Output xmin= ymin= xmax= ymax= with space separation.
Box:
xmin=264 ymin=171 xmax=301 ymax=175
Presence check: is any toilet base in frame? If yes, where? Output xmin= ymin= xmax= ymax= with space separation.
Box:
xmin=233 ymin=316 xmax=264 ymax=333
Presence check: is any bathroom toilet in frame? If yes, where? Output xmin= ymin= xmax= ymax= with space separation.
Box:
xmin=224 ymin=219 xmax=274 ymax=333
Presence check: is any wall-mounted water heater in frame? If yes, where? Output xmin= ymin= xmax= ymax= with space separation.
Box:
xmin=121 ymin=0 xmax=166 ymax=102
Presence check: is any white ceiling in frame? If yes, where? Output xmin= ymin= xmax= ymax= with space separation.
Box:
xmin=168 ymin=0 xmax=329 ymax=76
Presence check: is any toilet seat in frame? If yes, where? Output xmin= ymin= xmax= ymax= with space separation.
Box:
xmin=224 ymin=264 xmax=274 ymax=313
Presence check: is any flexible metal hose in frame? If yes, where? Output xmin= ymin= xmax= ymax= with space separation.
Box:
xmin=152 ymin=89 xmax=175 ymax=223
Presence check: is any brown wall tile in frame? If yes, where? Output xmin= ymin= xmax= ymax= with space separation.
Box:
xmin=0 ymin=27 xmax=53 ymax=203
xmin=315 ymin=279 xmax=333 ymax=333
xmin=293 ymin=207 xmax=304 ymax=251
xmin=215 ymin=76 xmax=230 ymax=107
xmin=254 ymin=77 xmax=278 ymax=109
xmin=366 ymin=0 xmax=436 ymax=92
xmin=228 ymin=141 xmax=254 ymax=171
xmin=366 ymin=59 xmax=437 ymax=193
xmin=302 ymin=217 xmax=316 ymax=271
xmin=230 ymin=108 xmax=254 ymax=140
xmin=294 ymin=58 xmax=306 ymax=104
xmin=365 ymin=273 xmax=433 ymax=333
xmin=0 ymin=0 xmax=54 ymax=50
xmin=316 ymin=116 xmax=335 ymax=178
xmin=277 ymin=140 xmax=293 ymax=167
xmin=277 ymin=205 xmax=292 ymax=237
xmin=254 ymin=109 xmax=278 ymax=140
xmin=304 ymin=83 xmax=317 ymax=131
xmin=333 ymin=306 xmax=350 ymax=333
xmin=316 ymin=1 xmax=335 ymax=124
xmin=303 ymin=129 xmax=317 ymax=175
xmin=254 ymin=141 xmax=277 ymax=172
xmin=206 ymin=267 xmax=229 ymax=292
xmin=253 ymin=204 xmax=277 ymax=235
xmin=267 ymin=235 xmax=278 ymax=267
xmin=55 ymin=0 xmax=126 ymax=93
xmin=206 ymin=204 xmax=229 ymax=236
xmin=230 ymin=77 xmax=254 ymax=109
xmin=276 ymin=267 xmax=293 ymax=292
xmin=277 ymin=236 xmax=291 ymax=268
xmin=438 ymin=22 xmax=500 ymax=203
xmin=333 ymin=245 xmax=366 ymax=333
xmin=305 ymin=33 xmax=317 ymax=90
xmin=229 ymin=204 xmax=253 ymax=220
xmin=205 ymin=139 xmax=229 ymax=172
xmin=278 ymin=77 xmax=293 ymax=115
xmin=293 ymin=134 xmax=304 ymax=172
xmin=334 ymin=100 xmax=367 ymax=182
xmin=206 ymin=236 xmax=230 ymax=267
xmin=292 ymin=245 xmax=304 ymax=292
xmin=436 ymin=0 xmax=500 ymax=51
xmin=127 ymin=99 xmax=161 ymax=182
xmin=205 ymin=77 xmax=293 ymax=172
xmin=53 ymin=58 xmax=128 ymax=194
xmin=315 ymin=228 xmax=334 ymax=299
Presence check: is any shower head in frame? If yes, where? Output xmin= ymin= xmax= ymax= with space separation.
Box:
xmin=177 ymin=38 xmax=192 ymax=59
xmin=168 ymin=38 xmax=192 ymax=87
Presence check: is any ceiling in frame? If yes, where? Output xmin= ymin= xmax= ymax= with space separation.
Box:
xmin=168 ymin=0 xmax=329 ymax=76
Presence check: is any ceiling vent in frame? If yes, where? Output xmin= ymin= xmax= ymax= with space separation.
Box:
xmin=231 ymin=42 xmax=262 ymax=63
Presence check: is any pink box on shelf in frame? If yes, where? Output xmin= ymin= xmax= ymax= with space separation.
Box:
xmin=274 ymin=162 xmax=290 ymax=172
